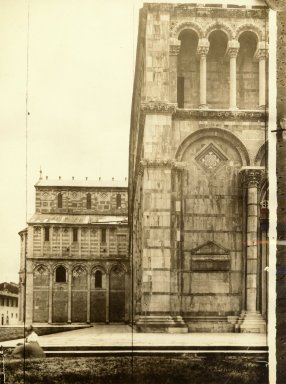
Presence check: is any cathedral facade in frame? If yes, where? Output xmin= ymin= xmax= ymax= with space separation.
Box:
xmin=19 ymin=178 xmax=129 ymax=325
xmin=129 ymin=2 xmax=269 ymax=333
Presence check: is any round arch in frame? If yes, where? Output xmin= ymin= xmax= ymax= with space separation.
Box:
xmin=91 ymin=264 xmax=107 ymax=275
xmin=173 ymin=21 xmax=203 ymax=40
xmin=254 ymin=141 xmax=268 ymax=166
xmin=175 ymin=128 xmax=250 ymax=166
xmin=109 ymin=262 xmax=128 ymax=274
xmin=204 ymin=22 xmax=234 ymax=40
xmin=235 ymin=24 xmax=265 ymax=42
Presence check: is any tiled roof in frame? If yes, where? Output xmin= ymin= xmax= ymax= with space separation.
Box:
xmin=28 ymin=213 xmax=128 ymax=225
xmin=35 ymin=179 xmax=128 ymax=188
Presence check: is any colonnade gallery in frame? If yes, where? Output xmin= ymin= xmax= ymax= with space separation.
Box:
xmin=19 ymin=2 xmax=270 ymax=333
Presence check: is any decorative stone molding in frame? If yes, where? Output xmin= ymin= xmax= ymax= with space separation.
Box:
xmin=139 ymin=159 xmax=187 ymax=171
xmin=226 ymin=40 xmax=240 ymax=58
xmin=204 ymin=21 xmax=234 ymax=40
xmin=141 ymin=101 xmax=177 ymax=115
xmin=235 ymin=23 xmax=266 ymax=42
xmin=33 ymin=226 xmax=41 ymax=233
xmin=171 ymin=20 xmax=204 ymax=39
xmin=265 ymin=0 xmax=286 ymax=11
xmin=197 ymin=39 xmax=210 ymax=57
xmin=240 ymin=167 xmax=266 ymax=187
xmin=174 ymin=109 xmax=267 ymax=121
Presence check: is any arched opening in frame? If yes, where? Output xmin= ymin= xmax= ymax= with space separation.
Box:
xmin=237 ymin=32 xmax=259 ymax=109
xmin=57 ymin=193 xmax=63 ymax=208
xmin=207 ymin=30 xmax=229 ymax=108
xmin=177 ymin=30 xmax=199 ymax=108
xmin=55 ymin=265 xmax=67 ymax=283
xmin=86 ymin=193 xmax=91 ymax=209
xmin=95 ymin=270 xmax=102 ymax=288
xmin=90 ymin=268 xmax=106 ymax=322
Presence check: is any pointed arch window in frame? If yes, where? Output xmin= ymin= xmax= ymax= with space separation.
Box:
xmin=86 ymin=193 xmax=91 ymax=209
xmin=57 ymin=193 xmax=63 ymax=208
xmin=95 ymin=270 xmax=102 ymax=288
xmin=55 ymin=266 xmax=66 ymax=283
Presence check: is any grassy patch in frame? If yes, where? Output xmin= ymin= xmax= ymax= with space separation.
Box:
xmin=3 ymin=355 xmax=268 ymax=384
xmin=0 ymin=326 xmax=90 ymax=342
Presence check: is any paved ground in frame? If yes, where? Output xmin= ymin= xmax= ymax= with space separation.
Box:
xmin=1 ymin=325 xmax=268 ymax=348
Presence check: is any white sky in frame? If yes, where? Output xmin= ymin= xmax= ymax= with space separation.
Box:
xmin=0 ymin=0 xmax=267 ymax=283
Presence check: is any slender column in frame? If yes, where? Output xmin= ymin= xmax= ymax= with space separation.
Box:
xmin=67 ymin=268 xmax=72 ymax=323
xmin=169 ymin=39 xmax=181 ymax=104
xmin=255 ymin=42 xmax=268 ymax=109
xmin=197 ymin=39 xmax=209 ymax=108
xmin=227 ymin=40 xmax=239 ymax=110
xmin=48 ymin=267 xmax=53 ymax=323
xmin=239 ymin=167 xmax=266 ymax=333
xmin=87 ymin=270 xmax=91 ymax=323
xmin=106 ymin=273 xmax=110 ymax=323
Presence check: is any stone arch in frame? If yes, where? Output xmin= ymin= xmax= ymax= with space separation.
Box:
xmin=175 ymin=128 xmax=250 ymax=166
xmin=33 ymin=263 xmax=49 ymax=274
xmin=205 ymin=22 xmax=234 ymax=40
xmin=72 ymin=264 xmax=87 ymax=276
xmin=109 ymin=262 xmax=127 ymax=274
xmin=235 ymin=24 xmax=265 ymax=42
xmin=91 ymin=264 xmax=107 ymax=275
xmin=173 ymin=21 xmax=203 ymax=40
xmin=254 ymin=141 xmax=268 ymax=166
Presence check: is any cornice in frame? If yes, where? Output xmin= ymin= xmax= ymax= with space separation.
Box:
xmin=172 ymin=6 xmax=268 ymax=20
xmin=173 ymin=109 xmax=267 ymax=122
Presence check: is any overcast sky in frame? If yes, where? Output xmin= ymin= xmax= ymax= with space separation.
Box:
xmin=0 ymin=0 xmax=267 ymax=283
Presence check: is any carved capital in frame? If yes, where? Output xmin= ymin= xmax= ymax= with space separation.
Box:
xmin=226 ymin=40 xmax=240 ymax=58
xmin=240 ymin=167 xmax=266 ymax=188
xmin=254 ymin=42 xmax=269 ymax=61
xmin=170 ymin=38 xmax=181 ymax=56
xmin=197 ymin=39 xmax=209 ymax=57
xmin=141 ymin=101 xmax=177 ymax=115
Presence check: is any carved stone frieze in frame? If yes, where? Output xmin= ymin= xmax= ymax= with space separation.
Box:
xmin=139 ymin=159 xmax=186 ymax=171
xmin=141 ymin=101 xmax=177 ymax=115
xmin=174 ymin=109 xmax=267 ymax=122
xmin=240 ymin=167 xmax=266 ymax=187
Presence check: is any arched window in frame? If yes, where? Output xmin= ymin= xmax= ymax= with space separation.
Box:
xmin=116 ymin=194 xmax=121 ymax=209
xmin=95 ymin=270 xmax=102 ymax=288
xmin=73 ymin=228 xmax=78 ymax=242
xmin=44 ymin=227 xmax=50 ymax=241
xmin=86 ymin=193 xmax=91 ymax=209
xmin=177 ymin=30 xmax=199 ymax=108
xmin=57 ymin=193 xmax=63 ymax=208
xmin=55 ymin=266 xmax=66 ymax=283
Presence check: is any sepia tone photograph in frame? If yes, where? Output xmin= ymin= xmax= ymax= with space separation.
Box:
xmin=0 ymin=0 xmax=285 ymax=383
